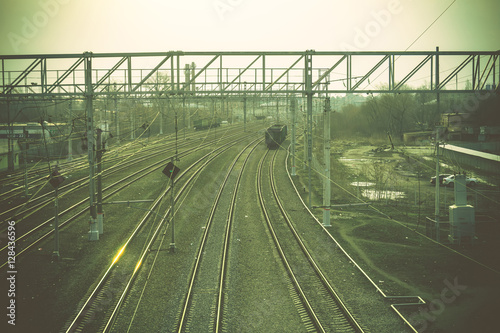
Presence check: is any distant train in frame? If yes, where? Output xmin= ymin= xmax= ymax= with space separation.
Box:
xmin=0 ymin=122 xmax=62 ymax=172
xmin=0 ymin=122 xmax=55 ymax=142
xmin=265 ymin=124 xmax=287 ymax=149
xmin=193 ymin=118 xmax=221 ymax=131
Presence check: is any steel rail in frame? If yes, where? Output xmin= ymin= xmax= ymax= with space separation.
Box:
xmin=0 ymin=138 xmax=197 ymax=269
xmin=257 ymin=149 xmax=325 ymax=333
xmin=214 ymin=138 xmax=261 ymax=332
xmin=1 ymin=122 xmax=259 ymax=234
xmin=284 ymin=145 xmax=425 ymax=332
xmin=101 ymin=135 xmax=260 ymax=332
xmin=0 ymin=124 xmax=223 ymax=206
xmin=269 ymin=149 xmax=364 ymax=332
xmin=66 ymin=132 xmax=256 ymax=333
xmin=176 ymin=137 xmax=261 ymax=332
xmin=0 ymin=128 xmax=258 ymax=269
xmin=0 ymin=135 xmax=186 ymax=223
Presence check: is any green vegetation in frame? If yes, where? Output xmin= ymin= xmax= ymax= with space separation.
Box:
xmin=330 ymin=87 xmax=500 ymax=141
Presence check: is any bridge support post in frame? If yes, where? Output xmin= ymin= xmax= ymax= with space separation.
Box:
xmin=305 ymin=51 xmax=314 ymax=209
xmin=291 ymin=97 xmax=296 ymax=176
xmin=323 ymin=96 xmax=331 ymax=227
xmin=85 ymin=52 xmax=99 ymax=241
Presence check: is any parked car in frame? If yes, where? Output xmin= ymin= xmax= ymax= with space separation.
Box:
xmin=442 ymin=175 xmax=478 ymax=187
xmin=430 ymin=174 xmax=452 ymax=185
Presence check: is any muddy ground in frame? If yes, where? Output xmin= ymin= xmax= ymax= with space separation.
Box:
xmin=295 ymin=139 xmax=500 ymax=332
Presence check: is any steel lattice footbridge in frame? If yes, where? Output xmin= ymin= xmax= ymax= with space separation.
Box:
xmin=1 ymin=49 xmax=499 ymax=238
xmin=1 ymin=49 xmax=499 ymax=99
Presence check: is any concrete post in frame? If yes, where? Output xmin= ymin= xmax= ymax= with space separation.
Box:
xmin=68 ymin=101 xmax=73 ymax=161
xmin=435 ymin=126 xmax=441 ymax=242
xmin=305 ymin=52 xmax=313 ymax=208
xmin=96 ymin=128 xmax=104 ymax=235
xmin=323 ymin=97 xmax=331 ymax=227
xmin=85 ymin=53 xmax=99 ymax=241
xmin=52 ymin=187 xmax=60 ymax=260
xmin=291 ymin=98 xmax=296 ymax=176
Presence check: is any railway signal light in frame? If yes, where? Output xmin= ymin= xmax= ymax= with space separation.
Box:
xmin=49 ymin=168 xmax=65 ymax=188
xmin=163 ymin=159 xmax=180 ymax=253
xmin=162 ymin=161 xmax=180 ymax=180
xmin=49 ymin=167 xmax=64 ymax=261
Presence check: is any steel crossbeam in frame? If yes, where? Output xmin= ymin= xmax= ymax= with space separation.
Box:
xmin=2 ymin=49 xmax=498 ymax=238
xmin=1 ymin=50 xmax=499 ymax=101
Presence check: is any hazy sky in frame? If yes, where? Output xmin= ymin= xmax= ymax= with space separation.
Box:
xmin=0 ymin=0 xmax=499 ymax=55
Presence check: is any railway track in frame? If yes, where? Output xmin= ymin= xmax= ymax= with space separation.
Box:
xmin=0 ymin=133 xmax=167 ymax=201
xmin=0 ymin=125 xmax=261 ymax=270
xmin=62 ymin=132 xmax=260 ymax=332
xmin=283 ymin=147 xmax=426 ymax=332
xmin=1 ymin=136 xmax=187 ymax=223
xmin=175 ymin=137 xmax=262 ymax=332
xmin=257 ymin=148 xmax=366 ymax=332
xmin=0 ymin=125 xmax=245 ymax=222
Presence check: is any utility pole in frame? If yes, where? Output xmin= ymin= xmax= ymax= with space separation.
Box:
xmin=85 ymin=52 xmax=99 ymax=241
xmin=53 ymin=186 xmax=60 ymax=260
xmin=175 ymin=107 xmax=179 ymax=157
xmin=305 ymin=51 xmax=314 ymax=208
xmin=130 ymin=107 xmax=135 ymax=140
xmin=96 ymin=128 xmax=104 ymax=235
xmin=243 ymin=82 xmax=247 ymax=132
xmin=183 ymin=96 xmax=186 ymax=140
xmin=163 ymin=159 xmax=180 ymax=253
xmin=158 ymin=91 xmax=163 ymax=135
xmin=170 ymin=157 xmax=175 ymax=252
xmin=434 ymin=46 xmax=441 ymax=242
xmin=191 ymin=62 xmax=196 ymax=92
xmin=323 ymin=96 xmax=331 ymax=227
xmin=252 ymin=94 xmax=255 ymax=117
xmin=276 ymin=97 xmax=280 ymax=123
xmin=291 ymin=97 xmax=296 ymax=176
xmin=159 ymin=101 xmax=163 ymax=135
xmin=50 ymin=166 xmax=64 ymax=260
xmin=114 ymin=84 xmax=120 ymax=143
xmin=435 ymin=126 xmax=442 ymax=242
xmin=22 ymin=141 xmax=29 ymax=197
xmin=68 ymin=101 xmax=73 ymax=161
xmin=303 ymin=106 xmax=307 ymax=170
xmin=7 ymin=101 xmax=14 ymax=171
xmin=184 ymin=64 xmax=191 ymax=129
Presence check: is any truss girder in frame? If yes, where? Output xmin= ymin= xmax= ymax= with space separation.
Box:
xmin=476 ymin=55 xmax=498 ymax=90
xmin=47 ymin=57 xmax=84 ymax=94
xmin=1 ymin=50 xmax=499 ymax=100
xmin=94 ymin=57 xmax=127 ymax=93
xmin=351 ymin=55 xmax=389 ymax=91
xmin=312 ymin=55 xmax=347 ymax=90
xmin=183 ymin=54 xmax=219 ymax=92
xmin=130 ymin=55 xmax=171 ymax=93
xmin=394 ymin=55 xmax=433 ymax=91
xmin=223 ymin=55 xmax=261 ymax=91
xmin=438 ymin=55 xmax=474 ymax=90
xmin=2 ymin=58 xmax=42 ymax=94
xmin=265 ymin=55 xmax=304 ymax=91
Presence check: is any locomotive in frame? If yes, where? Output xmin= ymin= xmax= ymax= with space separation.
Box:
xmin=265 ymin=124 xmax=287 ymax=149
xmin=193 ymin=118 xmax=221 ymax=130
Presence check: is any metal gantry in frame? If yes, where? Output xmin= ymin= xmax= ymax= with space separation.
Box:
xmin=2 ymin=49 xmax=499 ymax=239
xmin=1 ymin=50 xmax=499 ymax=99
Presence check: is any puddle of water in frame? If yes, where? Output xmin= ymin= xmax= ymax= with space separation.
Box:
xmin=361 ymin=189 xmax=406 ymax=201
xmin=350 ymin=181 xmax=406 ymax=200
xmin=339 ymin=158 xmax=369 ymax=162
xmin=350 ymin=181 xmax=375 ymax=187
